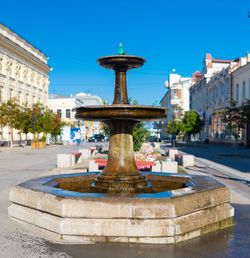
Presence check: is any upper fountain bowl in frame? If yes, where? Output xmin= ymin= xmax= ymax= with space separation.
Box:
xmin=97 ymin=55 xmax=145 ymax=70
xmin=74 ymin=104 xmax=167 ymax=121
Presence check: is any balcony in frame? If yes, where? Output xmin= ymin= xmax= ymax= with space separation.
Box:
xmin=171 ymin=97 xmax=181 ymax=106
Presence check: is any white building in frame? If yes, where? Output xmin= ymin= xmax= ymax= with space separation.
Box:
xmin=48 ymin=92 xmax=103 ymax=142
xmin=0 ymin=23 xmax=51 ymax=143
xmin=160 ymin=72 xmax=192 ymax=138
xmin=190 ymin=53 xmax=233 ymax=141
xmin=231 ymin=54 xmax=250 ymax=145
xmin=207 ymin=65 xmax=235 ymax=142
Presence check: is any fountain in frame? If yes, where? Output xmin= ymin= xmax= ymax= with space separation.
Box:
xmin=8 ymin=45 xmax=234 ymax=244
xmin=75 ymin=43 xmax=166 ymax=194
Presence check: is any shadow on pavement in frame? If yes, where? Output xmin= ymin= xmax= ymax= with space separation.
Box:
xmin=172 ymin=143 xmax=250 ymax=173
xmin=189 ymin=166 xmax=250 ymax=186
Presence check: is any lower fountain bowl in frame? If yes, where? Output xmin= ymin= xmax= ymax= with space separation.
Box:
xmin=8 ymin=172 xmax=234 ymax=244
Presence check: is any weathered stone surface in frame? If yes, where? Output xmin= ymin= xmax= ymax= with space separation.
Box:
xmin=57 ymin=154 xmax=74 ymax=168
xmin=8 ymin=172 xmax=234 ymax=244
xmin=79 ymin=149 xmax=91 ymax=160
xmin=152 ymin=161 xmax=161 ymax=172
xmin=161 ymin=160 xmax=178 ymax=173
xmin=181 ymin=155 xmax=195 ymax=167
xmin=88 ymin=159 xmax=99 ymax=171
xmin=167 ymin=149 xmax=179 ymax=160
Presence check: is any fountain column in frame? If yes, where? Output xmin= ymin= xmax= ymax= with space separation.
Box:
xmin=92 ymin=47 xmax=149 ymax=193
xmin=113 ymin=69 xmax=128 ymax=104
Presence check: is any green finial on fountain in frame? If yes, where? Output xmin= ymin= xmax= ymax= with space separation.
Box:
xmin=118 ymin=42 xmax=126 ymax=55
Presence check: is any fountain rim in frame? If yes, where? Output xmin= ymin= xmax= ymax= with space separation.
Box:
xmin=74 ymin=104 xmax=167 ymax=121
xmin=15 ymin=172 xmax=226 ymax=200
xmin=73 ymin=104 xmax=167 ymax=111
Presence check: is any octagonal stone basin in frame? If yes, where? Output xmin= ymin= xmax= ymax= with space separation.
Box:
xmin=8 ymin=172 xmax=234 ymax=244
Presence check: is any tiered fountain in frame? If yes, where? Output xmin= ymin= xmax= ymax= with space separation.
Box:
xmin=75 ymin=43 xmax=166 ymax=194
xmin=8 ymin=45 xmax=234 ymax=244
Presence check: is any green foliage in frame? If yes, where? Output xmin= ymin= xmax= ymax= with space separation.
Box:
xmin=128 ymin=98 xmax=150 ymax=151
xmin=50 ymin=113 xmax=65 ymax=137
xmin=165 ymin=110 xmax=202 ymax=140
xmin=18 ymin=105 xmax=33 ymax=135
xmin=0 ymin=99 xmax=22 ymax=129
xmin=222 ymin=100 xmax=250 ymax=141
xmin=0 ymin=100 xmax=65 ymax=142
xmin=133 ymin=122 xmax=150 ymax=151
xmin=182 ymin=110 xmax=202 ymax=136
xmin=100 ymin=122 xmax=110 ymax=138
xmin=0 ymin=99 xmax=23 ymax=147
xmin=166 ymin=120 xmax=183 ymax=136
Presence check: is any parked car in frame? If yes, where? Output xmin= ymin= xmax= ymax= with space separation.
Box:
xmin=88 ymin=134 xmax=106 ymax=142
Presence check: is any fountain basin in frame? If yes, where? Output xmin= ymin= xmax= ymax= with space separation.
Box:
xmin=8 ymin=172 xmax=234 ymax=244
xmin=74 ymin=105 xmax=166 ymax=121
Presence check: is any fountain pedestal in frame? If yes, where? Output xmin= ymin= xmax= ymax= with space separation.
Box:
xmin=93 ymin=120 xmax=148 ymax=193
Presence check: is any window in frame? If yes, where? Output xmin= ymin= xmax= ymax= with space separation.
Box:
xmin=18 ymin=91 xmax=22 ymax=104
xmin=249 ymin=79 xmax=250 ymax=97
xmin=242 ymin=81 xmax=246 ymax=99
xmin=9 ymin=88 xmax=14 ymax=99
xmin=235 ymin=83 xmax=239 ymax=100
xmin=57 ymin=109 xmax=62 ymax=118
xmin=66 ymin=109 xmax=71 ymax=118
xmin=0 ymin=86 xmax=3 ymax=102
xmin=26 ymin=93 xmax=29 ymax=105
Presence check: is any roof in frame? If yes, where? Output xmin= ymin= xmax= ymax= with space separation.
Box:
xmin=212 ymin=58 xmax=233 ymax=64
xmin=0 ymin=23 xmax=48 ymax=61
xmin=49 ymin=94 xmax=72 ymax=99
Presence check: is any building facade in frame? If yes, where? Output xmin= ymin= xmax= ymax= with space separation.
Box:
xmin=207 ymin=66 xmax=233 ymax=142
xmin=48 ymin=92 xmax=103 ymax=142
xmin=190 ymin=53 xmax=233 ymax=141
xmin=231 ymin=54 xmax=250 ymax=145
xmin=160 ymin=72 xmax=192 ymax=138
xmin=0 ymin=23 xmax=51 ymax=143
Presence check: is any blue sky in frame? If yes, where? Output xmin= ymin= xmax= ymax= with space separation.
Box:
xmin=1 ymin=0 xmax=250 ymax=104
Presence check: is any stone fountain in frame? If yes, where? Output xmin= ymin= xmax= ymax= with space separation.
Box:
xmin=75 ymin=44 xmax=166 ymax=194
xmin=8 ymin=45 xmax=234 ymax=244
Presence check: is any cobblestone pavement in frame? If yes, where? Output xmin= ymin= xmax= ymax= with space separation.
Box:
xmin=1 ymin=143 xmax=250 ymax=258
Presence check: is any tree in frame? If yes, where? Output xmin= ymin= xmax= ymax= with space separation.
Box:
xmin=182 ymin=110 xmax=202 ymax=139
xmin=32 ymin=105 xmax=65 ymax=141
xmin=18 ymin=105 xmax=33 ymax=141
xmin=100 ymin=122 xmax=110 ymax=139
xmin=49 ymin=112 xmax=65 ymax=139
xmin=100 ymin=98 xmax=150 ymax=151
xmin=0 ymin=100 xmax=65 ymax=146
xmin=133 ymin=122 xmax=150 ymax=151
xmin=166 ymin=120 xmax=183 ymax=137
xmin=222 ymin=100 xmax=250 ymax=142
xmin=0 ymin=99 xmax=22 ymax=147
xmin=26 ymin=103 xmax=44 ymax=140
xmin=128 ymin=98 xmax=150 ymax=151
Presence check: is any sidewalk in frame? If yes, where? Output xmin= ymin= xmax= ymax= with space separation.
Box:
xmin=166 ymin=142 xmax=250 ymax=178
xmin=1 ymin=143 xmax=250 ymax=258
